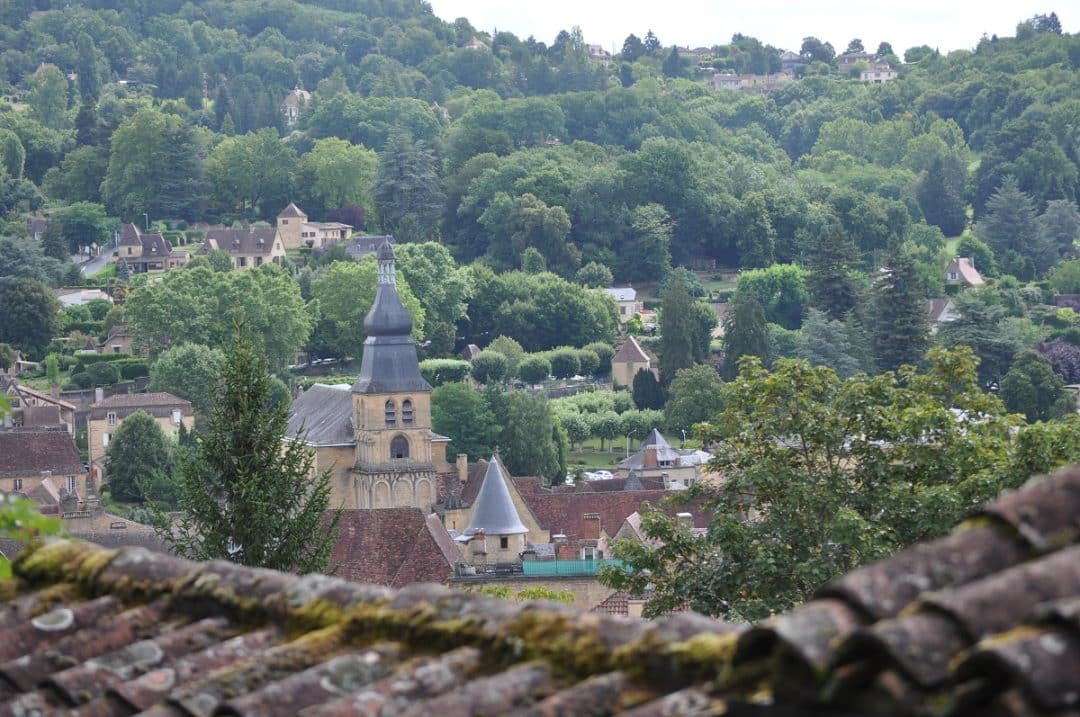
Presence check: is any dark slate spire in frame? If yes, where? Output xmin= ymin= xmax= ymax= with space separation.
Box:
xmin=466 ymin=456 xmax=528 ymax=536
xmin=352 ymin=239 xmax=431 ymax=395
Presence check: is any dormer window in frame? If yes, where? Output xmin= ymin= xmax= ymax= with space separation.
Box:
xmin=384 ymin=400 xmax=396 ymax=426
xmin=402 ymin=399 xmax=414 ymax=425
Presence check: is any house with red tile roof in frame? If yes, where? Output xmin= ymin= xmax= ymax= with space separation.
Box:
xmin=611 ymin=336 xmax=652 ymax=387
xmin=0 ymin=430 xmax=86 ymax=503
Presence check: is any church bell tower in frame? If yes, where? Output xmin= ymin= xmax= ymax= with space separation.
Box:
xmin=350 ymin=240 xmax=449 ymax=511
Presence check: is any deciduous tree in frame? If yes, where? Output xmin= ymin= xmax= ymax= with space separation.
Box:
xmin=105 ymin=410 xmax=175 ymax=504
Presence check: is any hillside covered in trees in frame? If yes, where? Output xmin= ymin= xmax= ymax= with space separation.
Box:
xmin=0 ymin=2 xmax=1075 ymax=283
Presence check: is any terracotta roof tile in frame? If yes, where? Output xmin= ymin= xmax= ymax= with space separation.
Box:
xmin=2 ymin=467 xmax=1080 ymax=714
xmin=330 ymin=509 xmax=455 ymax=587
xmin=90 ymin=392 xmax=191 ymax=410
xmin=612 ymin=336 xmax=649 ymax=363
xmin=0 ymin=431 xmax=83 ymax=477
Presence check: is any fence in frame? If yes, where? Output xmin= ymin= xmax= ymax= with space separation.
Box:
xmin=521 ymin=559 xmax=625 ymax=576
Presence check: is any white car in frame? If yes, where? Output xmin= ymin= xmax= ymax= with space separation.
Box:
xmin=586 ymin=470 xmax=614 ymax=480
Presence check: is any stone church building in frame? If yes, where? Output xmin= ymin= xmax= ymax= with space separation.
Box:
xmin=286 ymin=240 xmax=453 ymax=510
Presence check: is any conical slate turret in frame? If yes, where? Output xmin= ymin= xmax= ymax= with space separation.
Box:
xmin=466 ymin=456 xmax=528 ymax=535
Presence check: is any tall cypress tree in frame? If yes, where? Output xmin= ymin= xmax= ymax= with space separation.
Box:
xmin=659 ymin=272 xmax=695 ymax=385
xmin=165 ymin=318 xmax=338 ymax=573
xmin=871 ymin=251 xmax=928 ymax=372
xmin=723 ymin=289 xmax=770 ymax=379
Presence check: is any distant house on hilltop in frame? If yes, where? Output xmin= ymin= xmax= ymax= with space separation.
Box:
xmin=945 ymin=256 xmax=985 ymax=288
xmin=276 ymin=203 xmax=353 ymax=250
xmin=601 ymin=286 xmax=641 ymax=324
xmin=199 ymin=227 xmax=285 ymax=269
xmin=116 ymin=223 xmax=189 ymax=274
xmin=279 ymin=87 xmax=310 ymax=126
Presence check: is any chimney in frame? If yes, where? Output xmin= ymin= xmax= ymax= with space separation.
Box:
xmin=94 ymin=387 xmax=104 ymax=403
xmin=582 ymin=512 xmax=601 ymax=540
xmin=644 ymin=445 xmax=658 ymax=469
xmin=50 ymin=382 xmax=60 ymax=399
xmin=457 ymin=453 xmax=468 ymax=484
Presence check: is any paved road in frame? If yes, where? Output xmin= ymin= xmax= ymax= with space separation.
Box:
xmin=80 ymin=253 xmax=111 ymax=276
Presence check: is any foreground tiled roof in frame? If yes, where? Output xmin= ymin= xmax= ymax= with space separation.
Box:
xmin=2 ymin=469 xmax=1080 ymax=715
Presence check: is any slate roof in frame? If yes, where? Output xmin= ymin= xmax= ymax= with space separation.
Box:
xmin=603 ymin=287 xmax=637 ymax=302
xmin=330 ymin=508 xmax=458 ymax=587
xmin=465 ymin=457 xmax=528 ymax=536
xmin=2 ymin=468 xmax=1080 ymax=714
xmin=0 ymin=431 xmax=83 ymax=478
xmin=612 ymin=336 xmax=649 ymax=363
xmin=118 ymin=224 xmax=171 ymax=259
xmin=201 ymin=227 xmax=280 ymax=255
xmin=285 ymin=383 xmax=354 ymax=446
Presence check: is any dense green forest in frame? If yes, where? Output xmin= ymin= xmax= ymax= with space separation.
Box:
xmin=2 ymin=2 xmax=1076 ymax=278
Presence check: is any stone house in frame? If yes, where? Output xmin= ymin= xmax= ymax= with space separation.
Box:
xmin=945 ymin=256 xmax=985 ymax=288
xmin=617 ymin=429 xmax=713 ymax=487
xmin=87 ymin=392 xmax=193 ymax=470
xmin=0 ymin=430 xmax=86 ymax=500
xmin=2 ymin=380 xmax=76 ymax=434
xmin=199 ymin=227 xmax=286 ymax=269
xmin=116 ymin=223 xmax=189 ymax=274
xmin=99 ymin=323 xmax=141 ymax=356
xmin=279 ymin=87 xmax=310 ymax=126
xmin=276 ymin=203 xmax=353 ymax=251
xmin=610 ymin=336 xmax=652 ymax=387
xmin=601 ymin=286 xmax=642 ymax=324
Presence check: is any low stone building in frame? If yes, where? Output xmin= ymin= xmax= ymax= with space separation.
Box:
xmin=611 ymin=336 xmax=652 ymax=388
xmin=87 ymin=392 xmax=193 ymax=469
xmin=116 ymin=223 xmax=189 ymax=274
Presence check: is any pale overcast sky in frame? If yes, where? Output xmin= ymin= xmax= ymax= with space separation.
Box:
xmin=426 ymin=1 xmax=1077 ymax=56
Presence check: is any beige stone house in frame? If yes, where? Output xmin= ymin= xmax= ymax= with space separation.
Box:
xmin=611 ymin=336 xmax=652 ymax=387
xmin=286 ymin=241 xmax=452 ymax=511
xmin=199 ymin=227 xmax=286 ymax=269
xmin=88 ymin=392 xmax=193 ymax=470
xmin=2 ymin=380 xmax=76 ymax=434
xmin=276 ymin=203 xmax=353 ymax=250
xmin=279 ymin=87 xmax=311 ymax=126
xmin=116 ymin=224 xmax=189 ymax=274
xmin=601 ymin=287 xmax=642 ymax=324
xmin=0 ymin=430 xmax=86 ymax=500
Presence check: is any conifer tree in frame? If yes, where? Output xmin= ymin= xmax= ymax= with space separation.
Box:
xmin=632 ymin=368 xmax=665 ymax=410
xmin=807 ymin=229 xmax=859 ymax=320
xmin=659 ymin=271 xmax=695 ymax=385
xmin=723 ymin=289 xmax=770 ymax=379
xmin=871 ymin=251 xmax=928 ymax=372
xmin=165 ymin=317 xmax=337 ymax=572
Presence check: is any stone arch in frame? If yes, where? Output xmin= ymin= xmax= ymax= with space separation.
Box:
xmin=392 ymin=478 xmax=413 ymax=507
xmin=415 ymin=478 xmax=433 ymax=508
xmin=390 ymin=434 xmax=409 ymax=460
xmin=373 ymin=480 xmax=391 ymax=508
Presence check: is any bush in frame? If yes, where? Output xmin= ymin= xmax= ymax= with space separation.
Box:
xmin=584 ymin=342 xmax=614 ymax=371
xmin=517 ymin=356 xmax=551 ymax=385
xmin=419 ymin=358 xmax=471 ymax=386
xmin=74 ymin=352 xmax=128 ymax=366
xmin=548 ymin=349 xmax=581 ymax=379
xmin=120 ymin=360 xmax=149 ymax=379
xmin=574 ymin=349 xmax=600 ymax=376
xmin=470 ymin=350 xmax=509 ymax=384
xmin=70 ymin=372 xmax=92 ymax=388
xmin=87 ymin=362 xmax=120 ymax=385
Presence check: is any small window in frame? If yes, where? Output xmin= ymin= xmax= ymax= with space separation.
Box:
xmin=390 ymin=435 xmax=409 ymax=460
xmin=107 ymin=412 xmax=117 ymax=426
xmin=499 ymin=536 xmax=509 ymax=550
xmin=103 ymin=433 xmax=110 ymax=447
xmin=13 ymin=478 xmax=22 ymax=491
xmin=581 ymin=546 xmax=597 ymax=560
xmin=112 ymin=345 xmax=122 ymax=353
xmin=402 ymin=399 xmax=414 ymax=425
xmin=66 ymin=476 xmax=77 ymax=492
xmin=238 ymin=257 xmax=247 ymax=268
xmin=281 ymin=219 xmax=288 ymax=225
xmin=172 ymin=409 xmax=182 ymax=425
xmin=255 ymin=256 xmax=263 ymax=266
xmin=384 ymin=400 xmax=396 ymax=426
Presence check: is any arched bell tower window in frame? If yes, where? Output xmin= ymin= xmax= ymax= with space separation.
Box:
xmin=390 ymin=435 xmax=409 ymax=460
xmin=402 ymin=399 xmax=414 ymax=425
xmin=384 ymin=400 xmax=396 ymax=426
